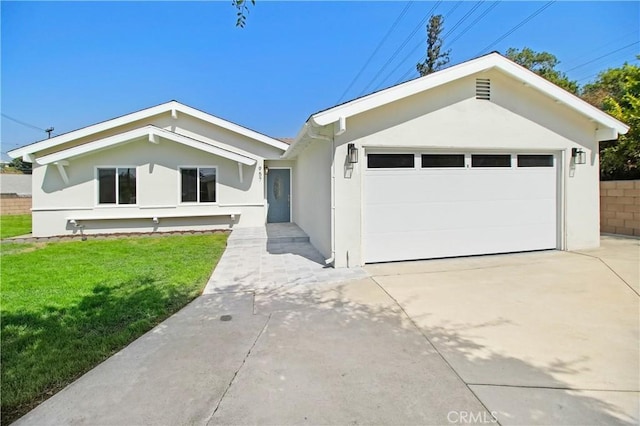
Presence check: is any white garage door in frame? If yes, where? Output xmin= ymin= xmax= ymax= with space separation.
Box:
xmin=364 ymin=152 xmax=558 ymax=263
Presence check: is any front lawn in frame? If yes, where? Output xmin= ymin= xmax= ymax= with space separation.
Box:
xmin=0 ymin=233 xmax=227 ymax=424
xmin=1 ymin=214 xmax=32 ymax=238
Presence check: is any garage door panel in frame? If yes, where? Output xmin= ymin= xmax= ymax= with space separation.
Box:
xmin=364 ymin=152 xmax=558 ymax=263
xmin=366 ymin=171 xmax=556 ymax=205
xmin=364 ymin=223 xmax=556 ymax=263
xmin=365 ymin=199 xmax=556 ymax=234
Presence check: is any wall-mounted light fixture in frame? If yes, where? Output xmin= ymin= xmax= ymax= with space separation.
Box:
xmin=347 ymin=143 xmax=359 ymax=164
xmin=571 ymin=148 xmax=586 ymax=165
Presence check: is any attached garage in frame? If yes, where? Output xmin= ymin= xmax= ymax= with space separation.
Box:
xmin=363 ymin=151 xmax=559 ymax=263
xmin=284 ymin=53 xmax=629 ymax=268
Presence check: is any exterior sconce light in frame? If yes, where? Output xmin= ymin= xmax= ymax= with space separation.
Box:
xmin=347 ymin=143 xmax=359 ymax=164
xmin=572 ymin=148 xmax=586 ymax=165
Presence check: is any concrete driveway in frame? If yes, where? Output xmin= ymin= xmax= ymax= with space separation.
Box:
xmin=15 ymin=235 xmax=639 ymax=425
xmin=367 ymin=235 xmax=639 ymax=425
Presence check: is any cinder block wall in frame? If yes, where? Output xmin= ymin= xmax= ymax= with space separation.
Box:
xmin=600 ymin=180 xmax=640 ymax=237
xmin=0 ymin=194 xmax=32 ymax=215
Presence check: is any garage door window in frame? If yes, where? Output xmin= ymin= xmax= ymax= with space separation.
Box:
xmin=422 ymin=154 xmax=465 ymax=168
xmin=368 ymin=154 xmax=414 ymax=168
xmin=517 ymin=155 xmax=554 ymax=167
xmin=471 ymin=154 xmax=511 ymax=168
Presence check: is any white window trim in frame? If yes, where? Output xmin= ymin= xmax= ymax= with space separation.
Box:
xmin=95 ymin=165 xmax=139 ymax=208
xmin=178 ymin=165 xmax=219 ymax=205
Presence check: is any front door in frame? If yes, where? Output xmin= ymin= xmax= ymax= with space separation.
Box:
xmin=267 ymin=168 xmax=291 ymax=223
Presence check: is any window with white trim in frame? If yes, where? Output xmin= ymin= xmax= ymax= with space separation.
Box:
xmin=180 ymin=167 xmax=217 ymax=203
xmin=97 ymin=167 xmax=136 ymax=204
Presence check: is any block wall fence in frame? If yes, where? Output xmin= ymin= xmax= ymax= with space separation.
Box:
xmin=600 ymin=180 xmax=640 ymax=237
xmin=1 ymin=194 xmax=32 ymax=215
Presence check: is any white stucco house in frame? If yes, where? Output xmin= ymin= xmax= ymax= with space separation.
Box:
xmin=9 ymin=53 xmax=629 ymax=267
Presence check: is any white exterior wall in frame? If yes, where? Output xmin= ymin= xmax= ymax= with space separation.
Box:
xmin=30 ymin=113 xmax=283 ymax=236
xmin=330 ymin=70 xmax=601 ymax=267
xmin=292 ymin=139 xmax=332 ymax=259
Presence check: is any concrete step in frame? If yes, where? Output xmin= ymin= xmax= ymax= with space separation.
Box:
xmin=268 ymin=236 xmax=310 ymax=244
xmin=228 ymin=235 xmax=310 ymax=248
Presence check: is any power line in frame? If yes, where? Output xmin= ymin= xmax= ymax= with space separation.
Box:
xmin=441 ymin=1 xmax=482 ymax=40
xmin=564 ymin=41 xmax=639 ymax=73
xmin=394 ymin=0 xmax=499 ymax=85
xmin=336 ymin=1 xmax=414 ymax=103
xmin=475 ymin=1 xmax=555 ymax=56
xmin=358 ymin=1 xmax=443 ymax=97
xmin=375 ymin=1 xmax=479 ymax=89
xmin=1 ymin=113 xmax=46 ymax=132
xmin=447 ymin=1 xmax=500 ymax=48
xmin=576 ymin=56 xmax=640 ymax=83
xmin=561 ymin=30 xmax=638 ymax=68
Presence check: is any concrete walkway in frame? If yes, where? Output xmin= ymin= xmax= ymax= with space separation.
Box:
xmin=14 ymin=233 xmax=640 ymax=425
xmin=203 ymin=223 xmax=367 ymax=294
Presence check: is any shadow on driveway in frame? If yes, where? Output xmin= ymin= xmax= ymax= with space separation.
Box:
xmin=13 ymin=262 xmax=639 ymax=425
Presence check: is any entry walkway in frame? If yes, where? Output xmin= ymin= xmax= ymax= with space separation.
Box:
xmin=203 ymin=223 xmax=367 ymax=294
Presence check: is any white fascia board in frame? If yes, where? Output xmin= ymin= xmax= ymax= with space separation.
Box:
xmin=174 ymin=103 xmax=289 ymax=151
xmin=8 ymin=103 xmax=175 ymax=159
xmin=9 ymin=100 xmax=287 ymax=159
xmin=154 ymin=127 xmax=257 ymax=166
xmin=495 ymin=60 xmax=629 ymax=136
xmin=36 ymin=127 xmax=150 ymax=165
xmin=310 ymin=53 xmax=629 ymax=137
xmin=311 ymin=57 xmax=492 ymax=127
xmin=282 ymin=123 xmax=312 ymax=159
xmin=36 ymin=126 xmax=257 ymax=166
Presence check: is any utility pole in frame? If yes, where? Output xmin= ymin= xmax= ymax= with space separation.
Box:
xmin=45 ymin=127 xmax=54 ymax=138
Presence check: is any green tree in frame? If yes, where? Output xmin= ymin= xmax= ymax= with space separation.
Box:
xmin=232 ymin=0 xmax=255 ymax=28
xmin=416 ymin=15 xmax=450 ymax=76
xmin=582 ymin=60 xmax=640 ymax=180
xmin=505 ymin=47 xmax=579 ymax=94
xmin=8 ymin=158 xmax=32 ymax=174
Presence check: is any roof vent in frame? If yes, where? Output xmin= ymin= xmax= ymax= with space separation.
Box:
xmin=476 ymin=78 xmax=490 ymax=100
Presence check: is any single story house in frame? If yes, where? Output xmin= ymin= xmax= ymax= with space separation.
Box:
xmin=9 ymin=53 xmax=629 ymax=267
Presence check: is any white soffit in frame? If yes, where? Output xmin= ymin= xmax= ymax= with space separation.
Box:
xmin=36 ymin=126 xmax=257 ymax=166
xmin=9 ymin=101 xmax=287 ymax=159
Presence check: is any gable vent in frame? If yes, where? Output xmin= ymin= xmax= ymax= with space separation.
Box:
xmin=476 ymin=78 xmax=491 ymax=100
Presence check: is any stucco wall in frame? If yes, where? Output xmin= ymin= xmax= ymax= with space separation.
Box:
xmin=329 ymin=70 xmax=601 ymax=267
xmin=600 ymin=180 xmax=640 ymax=236
xmin=32 ymin=138 xmax=267 ymax=237
xmin=28 ymin=110 xmax=289 ymax=237
xmin=293 ymin=140 xmax=332 ymax=259
xmin=1 ymin=194 xmax=32 ymax=215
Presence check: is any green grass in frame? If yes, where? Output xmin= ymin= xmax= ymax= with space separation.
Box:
xmin=1 ymin=214 xmax=32 ymax=238
xmin=0 ymin=233 xmax=227 ymax=424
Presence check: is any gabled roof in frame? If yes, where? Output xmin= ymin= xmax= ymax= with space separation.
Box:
xmin=36 ymin=125 xmax=257 ymax=166
xmin=8 ymin=100 xmax=288 ymax=160
xmin=284 ymin=52 xmax=629 ymax=158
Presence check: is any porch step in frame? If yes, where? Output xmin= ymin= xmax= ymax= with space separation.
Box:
xmin=227 ymin=224 xmax=310 ymax=247
xmin=268 ymin=235 xmax=310 ymax=244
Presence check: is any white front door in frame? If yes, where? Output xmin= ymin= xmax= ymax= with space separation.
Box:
xmin=363 ymin=152 xmax=558 ymax=263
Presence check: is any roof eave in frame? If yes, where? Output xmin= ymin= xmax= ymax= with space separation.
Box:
xmin=36 ymin=125 xmax=257 ymax=166
xmin=8 ymin=100 xmax=287 ymax=158
xmin=309 ymin=52 xmax=629 ymax=138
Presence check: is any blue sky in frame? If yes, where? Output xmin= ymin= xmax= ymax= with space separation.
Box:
xmin=1 ymin=1 xmax=638 ymax=159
